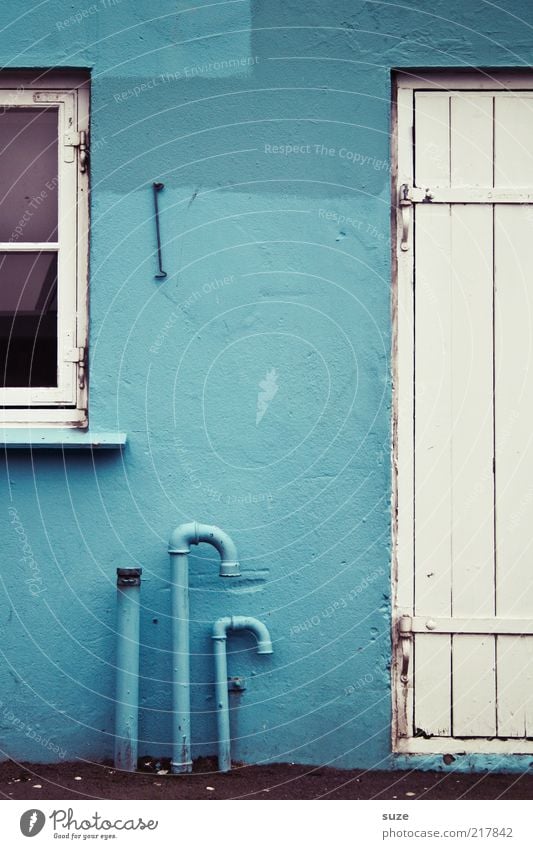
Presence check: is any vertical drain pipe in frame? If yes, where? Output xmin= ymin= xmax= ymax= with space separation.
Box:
xmin=170 ymin=549 xmax=191 ymax=774
xmin=114 ymin=567 xmax=142 ymax=771
xmin=169 ymin=522 xmax=241 ymax=774
xmin=212 ymin=616 xmax=273 ymax=773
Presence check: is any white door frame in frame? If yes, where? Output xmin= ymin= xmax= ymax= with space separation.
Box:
xmin=392 ymin=69 xmax=533 ymax=755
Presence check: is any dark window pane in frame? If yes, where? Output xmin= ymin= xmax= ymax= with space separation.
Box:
xmin=0 ymin=252 xmax=57 ymax=387
xmin=0 ymin=107 xmax=58 ymax=242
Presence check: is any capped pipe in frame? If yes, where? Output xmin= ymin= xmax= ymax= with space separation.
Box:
xmin=212 ymin=616 xmax=273 ymax=773
xmin=114 ymin=568 xmax=142 ymax=772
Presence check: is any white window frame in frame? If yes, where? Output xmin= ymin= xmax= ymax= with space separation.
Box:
xmin=392 ymin=69 xmax=533 ymax=755
xmin=0 ymin=71 xmax=89 ymax=427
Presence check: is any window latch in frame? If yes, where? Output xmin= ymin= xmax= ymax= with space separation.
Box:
xmin=64 ymin=130 xmax=89 ymax=174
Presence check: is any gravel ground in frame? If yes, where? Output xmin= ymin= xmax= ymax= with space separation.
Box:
xmin=1 ymin=758 xmax=533 ymax=800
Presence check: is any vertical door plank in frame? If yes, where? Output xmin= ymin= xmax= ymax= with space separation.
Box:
xmin=497 ymin=636 xmax=533 ymax=737
xmin=414 ymin=634 xmax=451 ymax=736
xmin=450 ymin=94 xmax=493 ymax=187
xmin=413 ymin=203 xmax=452 ymax=735
xmin=453 ymin=637 xmax=497 ymax=736
xmin=396 ymin=87 xmax=416 ymax=616
xmin=494 ymin=204 xmax=533 ymax=735
xmin=495 ymin=95 xmax=533 ymax=187
xmin=395 ymin=87 xmax=415 ymax=737
xmin=450 ymin=205 xmax=495 ymax=620
xmin=415 ymin=93 xmax=450 ymax=187
xmin=449 ymin=204 xmax=496 ymax=737
xmin=494 ymin=205 xmax=533 ymax=615
xmin=414 ymin=204 xmax=453 ymax=618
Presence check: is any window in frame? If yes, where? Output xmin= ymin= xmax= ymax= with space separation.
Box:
xmin=0 ymin=71 xmax=89 ymax=427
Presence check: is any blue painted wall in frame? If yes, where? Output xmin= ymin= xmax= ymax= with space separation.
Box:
xmin=1 ymin=0 xmax=533 ymax=772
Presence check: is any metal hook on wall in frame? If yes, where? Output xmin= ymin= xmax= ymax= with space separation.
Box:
xmin=152 ymin=182 xmax=167 ymax=279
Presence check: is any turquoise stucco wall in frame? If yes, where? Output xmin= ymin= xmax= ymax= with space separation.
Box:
xmin=2 ymin=0 xmax=533 ymax=772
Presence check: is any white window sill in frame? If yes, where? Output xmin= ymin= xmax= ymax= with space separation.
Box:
xmin=0 ymin=430 xmax=127 ymax=449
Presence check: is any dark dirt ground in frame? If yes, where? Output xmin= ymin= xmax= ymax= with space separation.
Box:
xmin=2 ymin=757 xmax=533 ymax=800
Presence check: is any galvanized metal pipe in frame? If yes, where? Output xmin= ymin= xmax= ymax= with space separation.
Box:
xmin=212 ymin=616 xmax=273 ymax=773
xmin=114 ymin=567 xmax=142 ymax=771
xmin=168 ymin=522 xmax=241 ymax=774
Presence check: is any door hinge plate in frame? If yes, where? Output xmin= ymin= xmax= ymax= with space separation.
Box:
xmin=65 ymin=347 xmax=87 ymax=389
xmin=399 ymin=184 xmax=435 ymax=251
xmin=400 ymin=615 xmax=533 ymax=635
xmin=400 ymin=185 xmax=434 ymax=204
xmin=65 ymin=346 xmax=85 ymax=363
xmin=64 ymin=129 xmax=89 ymax=172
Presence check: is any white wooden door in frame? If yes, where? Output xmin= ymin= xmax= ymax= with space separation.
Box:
xmin=394 ymin=73 xmax=533 ymax=754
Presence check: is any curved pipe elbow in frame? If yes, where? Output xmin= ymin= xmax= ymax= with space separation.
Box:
xmin=197 ymin=523 xmax=240 ymax=576
xmin=212 ymin=616 xmax=273 ymax=655
xmin=212 ymin=616 xmax=233 ymax=641
xmin=168 ymin=521 xmax=198 ymax=553
xmin=168 ymin=522 xmax=240 ymax=577
xmin=237 ymin=616 xmax=273 ymax=654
